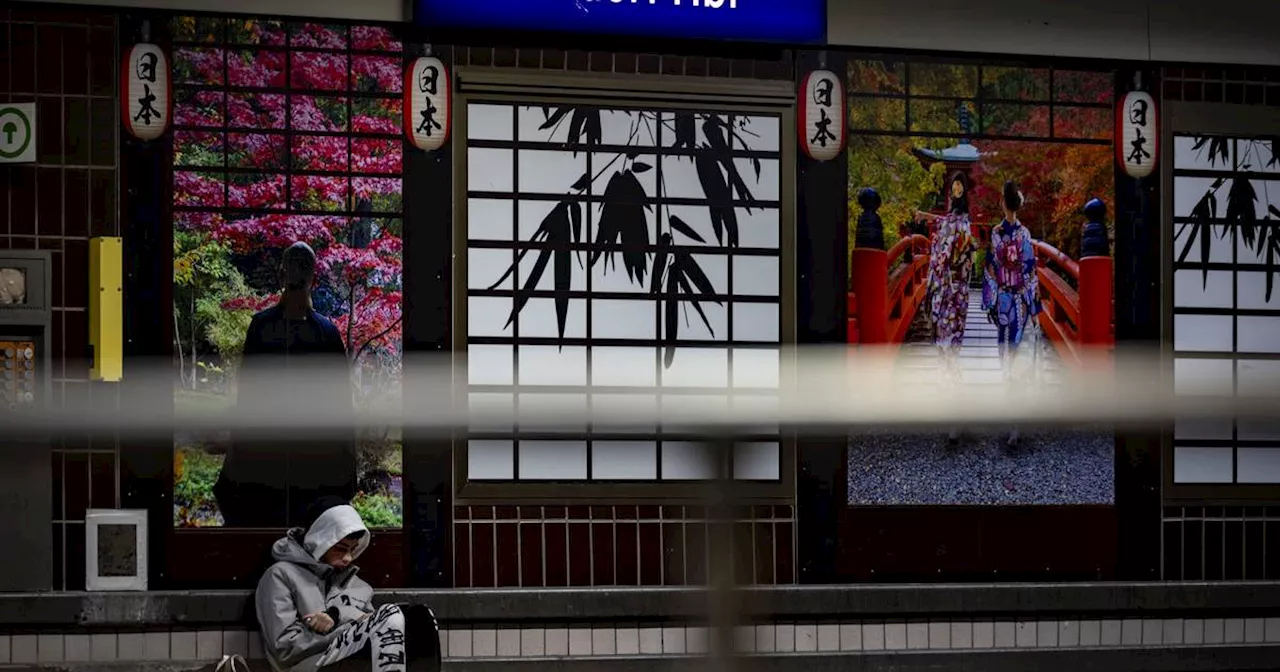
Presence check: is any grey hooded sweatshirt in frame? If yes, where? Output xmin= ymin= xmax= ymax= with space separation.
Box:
xmin=255 ymin=504 xmax=376 ymax=672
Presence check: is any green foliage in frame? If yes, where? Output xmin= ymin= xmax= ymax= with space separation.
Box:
xmin=352 ymin=491 xmax=402 ymax=529
xmin=174 ymin=229 xmax=258 ymax=390
xmin=202 ymin=303 xmax=252 ymax=370
xmin=846 ymin=60 xmax=1116 ymax=263
xmin=973 ymin=248 xmax=987 ymax=282
xmin=846 ymin=134 xmax=946 ymax=255
xmin=173 ymin=446 xmax=225 ymax=527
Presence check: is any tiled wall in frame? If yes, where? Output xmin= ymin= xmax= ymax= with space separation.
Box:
xmin=0 ymin=4 xmax=121 ymax=591
xmin=3 ymin=617 xmax=1279 ymax=665
xmin=453 ymin=505 xmax=795 ymax=588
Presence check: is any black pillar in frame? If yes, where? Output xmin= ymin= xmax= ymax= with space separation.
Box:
xmin=402 ymin=44 xmax=454 ymax=587
xmin=1112 ymin=67 xmax=1162 ymax=581
xmin=119 ymin=12 xmax=175 ymax=590
xmin=794 ymin=51 xmax=850 ymax=584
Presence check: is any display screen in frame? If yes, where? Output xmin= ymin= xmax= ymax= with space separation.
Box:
xmin=845 ymin=60 xmax=1116 ymax=506
xmin=414 ymin=0 xmax=826 ymax=44
xmin=0 ymin=267 xmax=26 ymax=305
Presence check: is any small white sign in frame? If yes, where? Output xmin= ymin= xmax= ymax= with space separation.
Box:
xmin=123 ymin=43 xmax=170 ymax=141
xmin=85 ymin=509 xmax=149 ymax=591
xmin=405 ymin=56 xmax=451 ymax=151
xmin=0 ymin=104 xmax=36 ymax=164
xmin=1117 ymin=90 xmax=1157 ymax=179
xmin=800 ymin=69 xmax=845 ymax=162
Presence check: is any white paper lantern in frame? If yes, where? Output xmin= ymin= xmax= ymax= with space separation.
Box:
xmin=404 ymin=57 xmax=451 ymax=151
xmin=121 ymin=43 xmax=170 ymax=141
xmin=799 ymin=69 xmax=845 ymax=162
xmin=1117 ymin=90 xmax=1157 ymax=179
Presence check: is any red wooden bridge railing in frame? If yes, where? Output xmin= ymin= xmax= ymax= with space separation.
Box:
xmin=847 ymin=235 xmax=1114 ymax=366
xmin=848 ymin=235 xmax=929 ymax=345
xmin=1032 ymin=240 xmax=1114 ymax=365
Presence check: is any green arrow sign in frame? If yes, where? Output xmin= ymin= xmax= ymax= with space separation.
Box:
xmin=0 ymin=104 xmax=36 ymax=163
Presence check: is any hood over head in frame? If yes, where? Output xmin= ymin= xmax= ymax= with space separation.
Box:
xmin=271 ymin=503 xmax=370 ymax=569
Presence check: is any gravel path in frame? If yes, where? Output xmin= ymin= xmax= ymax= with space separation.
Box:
xmin=846 ymin=425 xmax=1115 ymax=505
xmin=847 ymin=295 xmax=1115 ymax=506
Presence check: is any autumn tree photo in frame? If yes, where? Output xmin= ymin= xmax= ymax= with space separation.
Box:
xmin=847 ymin=59 xmax=1115 ymax=261
xmin=169 ymin=17 xmax=404 ymax=528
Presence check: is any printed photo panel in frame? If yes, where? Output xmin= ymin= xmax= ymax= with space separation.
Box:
xmin=170 ymin=17 xmax=404 ymax=528
xmin=844 ymin=59 xmax=1116 ymax=506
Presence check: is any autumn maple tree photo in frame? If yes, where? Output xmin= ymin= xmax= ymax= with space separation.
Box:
xmin=169 ymin=17 xmax=405 ymax=528
xmin=846 ymin=59 xmax=1115 ymax=262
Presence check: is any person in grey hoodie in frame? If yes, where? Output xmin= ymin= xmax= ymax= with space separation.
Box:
xmin=256 ymin=497 xmax=440 ymax=672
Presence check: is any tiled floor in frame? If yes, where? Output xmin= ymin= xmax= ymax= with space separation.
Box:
xmin=4 ymin=617 xmax=1280 ymax=664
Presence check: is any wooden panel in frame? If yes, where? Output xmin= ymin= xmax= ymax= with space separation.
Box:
xmin=837 ymin=506 xmax=1117 ymax=581
xmin=167 ymin=530 xmax=408 ymax=588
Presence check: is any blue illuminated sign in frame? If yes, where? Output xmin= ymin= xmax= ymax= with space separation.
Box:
xmin=415 ymin=0 xmax=826 ymax=45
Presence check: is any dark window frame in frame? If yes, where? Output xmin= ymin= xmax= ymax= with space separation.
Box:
xmin=452 ymin=76 xmax=798 ymax=504
xmin=1161 ymin=101 xmax=1280 ymax=505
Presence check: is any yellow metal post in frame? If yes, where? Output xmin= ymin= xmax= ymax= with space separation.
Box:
xmin=88 ymin=236 xmax=123 ymax=382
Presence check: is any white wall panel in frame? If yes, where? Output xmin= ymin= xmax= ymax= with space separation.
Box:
xmin=1147 ymin=0 xmax=1280 ymax=66
xmin=827 ymin=0 xmax=1150 ymax=61
xmin=828 ymin=0 xmax=1280 ymax=66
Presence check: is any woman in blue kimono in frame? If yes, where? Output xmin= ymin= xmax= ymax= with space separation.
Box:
xmin=981 ymin=181 xmax=1040 ymax=448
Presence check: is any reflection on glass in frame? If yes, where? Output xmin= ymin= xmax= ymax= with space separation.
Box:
xmin=171 ymin=16 xmax=404 ymax=528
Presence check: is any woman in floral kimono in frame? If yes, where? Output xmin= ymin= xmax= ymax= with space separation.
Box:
xmin=917 ymin=172 xmax=977 ymax=446
xmin=982 ymin=181 xmax=1040 ymax=448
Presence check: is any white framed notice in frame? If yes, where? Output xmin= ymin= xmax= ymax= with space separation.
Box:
xmin=85 ymin=509 xmax=148 ymax=591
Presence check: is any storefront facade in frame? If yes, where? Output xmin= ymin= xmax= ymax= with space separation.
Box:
xmin=1 ymin=0 xmax=1278 ymax=602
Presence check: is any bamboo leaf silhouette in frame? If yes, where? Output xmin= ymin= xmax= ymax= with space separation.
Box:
xmin=569 ymin=198 xmax=584 ymax=268
xmin=487 ymin=201 xmax=576 ymax=338
xmin=568 ymin=112 xmax=584 ymax=149
xmin=663 ymin=272 xmax=680 ymax=368
xmin=1177 ymin=184 xmax=1220 ymax=288
xmin=1269 ymin=138 xmax=1280 ymax=169
xmin=590 ymin=169 xmax=650 ymax=283
xmin=703 ymin=116 xmax=757 ymax=211
xmin=695 ymin=149 xmax=737 ymax=247
xmin=669 ymin=215 xmax=706 ymax=243
xmin=540 ymin=108 xmax=571 ymax=131
xmin=672 ymin=113 xmax=697 ymax=154
xmin=658 ymin=252 xmax=722 ymax=368
xmin=495 ymin=105 xmax=766 ymax=367
xmin=651 ymin=233 xmax=672 ymax=294
xmin=558 ymin=108 xmax=603 ymax=155
xmin=1265 ymin=208 xmax=1280 ymax=302
xmin=1193 ymin=136 xmax=1230 ymax=166
xmin=1226 ymin=177 xmax=1259 ymax=248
